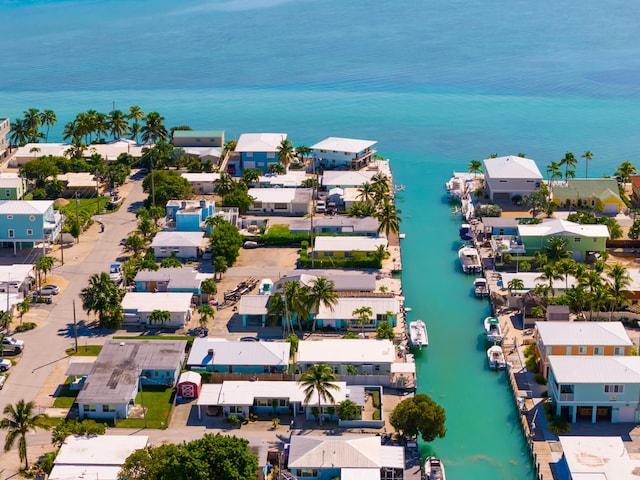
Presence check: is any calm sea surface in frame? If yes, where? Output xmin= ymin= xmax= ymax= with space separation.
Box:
xmin=3 ymin=1 xmax=640 ymax=478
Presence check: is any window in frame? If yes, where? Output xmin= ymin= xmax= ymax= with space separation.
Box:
xmin=4 ymin=190 xmax=9 ymax=198
xmin=296 ymin=469 xmax=318 ymax=478
xmin=267 ymin=152 xmax=275 ymax=158
xmin=546 ymin=346 xmax=552 ymax=355
xmin=85 ymin=404 xmax=97 ymax=412
xmin=274 ymin=203 xmax=287 ymax=210
xmin=566 ymin=346 xmax=572 ymax=355
xmin=246 ymin=152 xmax=253 ymax=157
xmin=574 ymin=238 xmax=581 ymax=242
xmin=604 ymin=384 xmax=624 ymax=393
xmin=499 ymin=180 xmax=508 ymax=183
xmin=8 ymin=229 xmax=14 ymax=238
xmin=154 ymin=371 xmax=159 ymax=376
xmin=26 ymin=229 xmax=33 ymax=236
xmin=253 ymin=201 xmax=262 ymax=209
xmin=578 ymin=346 xmax=587 ymax=354
xmin=29 ymin=215 xmax=35 ymax=221
xmin=103 ymin=404 xmax=116 ymax=412
xmin=591 ymin=200 xmax=596 ymax=206
xmin=615 ymin=347 xmax=625 ymax=355
xmin=323 ymin=251 xmax=333 ymax=258
xmin=594 ymin=346 xmax=604 ymax=355
xmin=229 ymin=405 xmax=242 ymax=414
xmin=279 ymin=399 xmax=288 ymax=407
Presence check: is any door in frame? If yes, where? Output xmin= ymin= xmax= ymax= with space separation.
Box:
xmin=181 ymin=383 xmax=195 ymax=398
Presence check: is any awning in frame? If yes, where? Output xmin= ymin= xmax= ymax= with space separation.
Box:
xmin=65 ymin=362 xmax=95 ymax=376
xmin=197 ymin=384 xmax=223 ymax=406
xmin=390 ymin=362 xmax=415 ymax=374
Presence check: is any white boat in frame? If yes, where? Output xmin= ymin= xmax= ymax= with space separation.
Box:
xmin=487 ymin=345 xmax=507 ymax=369
xmin=424 ymin=456 xmax=446 ymax=480
xmin=473 ymin=277 xmax=489 ymax=297
xmin=484 ymin=316 xmax=504 ymax=344
xmin=409 ymin=320 xmax=429 ymax=348
xmin=458 ymin=245 xmax=482 ymax=273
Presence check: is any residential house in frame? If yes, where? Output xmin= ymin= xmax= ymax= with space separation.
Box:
xmin=321 ymin=170 xmax=377 ymax=190
xmin=548 ymin=355 xmax=640 ymax=423
xmin=314 ymin=296 xmax=400 ymax=329
xmin=72 ymin=339 xmax=186 ymax=420
xmin=536 ymin=321 xmax=632 ymax=378
xmin=313 ymin=236 xmax=387 ymax=259
xmin=11 ymin=142 xmax=70 ymax=166
xmin=311 ymin=137 xmax=377 ymax=170
xmin=165 ymin=199 xmax=239 ymax=231
xmin=121 ymin=292 xmax=193 ymax=328
xmin=172 ymin=130 xmax=224 ymax=148
xmin=57 ymin=172 xmax=98 ymax=197
xmin=297 ymin=339 xmax=395 ymax=375
xmin=180 ymin=172 xmax=220 ymax=195
xmin=273 ymin=273 xmax=377 ymax=294
xmin=481 ymin=217 xmax=519 ymax=238
xmin=0 ymin=200 xmax=63 ymax=253
xmin=0 ymin=263 xmax=34 ymax=297
xmin=558 ymin=436 xmax=640 ymax=479
xmin=186 ymin=337 xmax=290 ymax=373
xmin=247 ymin=188 xmax=312 ymax=215
xmin=289 ymin=216 xmax=379 ymax=236
xmin=0 ymin=173 xmax=26 ymax=200
xmin=286 ymin=435 xmax=404 ymax=480
xmin=134 ymin=267 xmax=214 ymax=295
xmin=483 ymin=155 xmax=543 ymax=202
xmin=197 ymin=381 xmax=364 ymax=422
xmin=238 ymin=294 xmax=270 ymax=327
xmin=256 ymin=171 xmax=307 ymax=188
xmin=552 ymin=178 xmax=625 ymax=214
xmin=0 ymin=117 xmax=9 ymax=160
xmin=150 ymin=230 xmax=207 ymax=258
xmin=517 ymin=219 xmax=609 ymax=262
xmin=11 ymin=139 xmax=146 ymax=166
xmin=235 ymin=133 xmax=287 ymax=174
xmin=49 ymin=435 xmax=149 ymax=480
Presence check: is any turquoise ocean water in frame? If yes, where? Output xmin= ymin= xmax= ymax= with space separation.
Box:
xmin=3 ymin=1 xmax=640 ymax=478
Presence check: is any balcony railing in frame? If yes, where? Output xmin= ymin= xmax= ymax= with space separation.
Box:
xmin=559 ymin=393 xmax=574 ymax=401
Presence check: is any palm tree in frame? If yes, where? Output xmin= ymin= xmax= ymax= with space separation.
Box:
xmin=347 ymin=202 xmax=375 ymax=218
xmin=543 ymin=236 xmax=571 ymax=262
xmin=375 ymin=202 xmax=401 ymax=237
xmin=606 ymin=262 xmax=632 ymax=313
xmin=266 ymin=292 xmax=287 ymax=327
xmin=357 ymin=182 xmax=375 ymax=205
xmin=1 ymin=400 xmax=50 ymax=470
xmin=213 ymin=256 xmax=228 ymax=280
xmin=468 ymin=159 xmax=483 ymax=178
xmin=148 ymin=309 xmax=171 ymax=327
xmin=559 ymin=151 xmax=577 ymax=182
xmin=277 ymin=137 xmax=295 ymax=171
xmin=352 ymin=306 xmax=373 ymax=334
xmin=214 ymin=173 xmax=236 ymax=196
xmin=298 ymin=364 xmax=340 ymax=426
xmin=79 ymin=272 xmax=125 ymax=329
xmin=615 ymin=160 xmax=637 ymax=185
xmin=198 ymin=304 xmax=215 ymax=330
xmin=283 ymin=280 xmax=308 ymax=331
xmin=62 ymin=121 xmax=81 ymax=143
xmin=94 ymin=112 xmax=108 ymax=143
xmin=16 ymin=298 xmax=30 ymax=326
xmin=372 ymin=244 xmax=390 ymax=267
xmin=582 ymin=150 xmax=593 ymax=178
xmin=107 ymin=109 xmax=130 ymax=140
xmin=555 ymin=258 xmax=576 ymax=290
xmin=9 ymin=119 xmax=28 ymax=148
xmin=371 ymin=172 xmax=391 ymax=203
xmin=23 ymin=108 xmax=42 ymax=142
xmin=507 ymin=278 xmax=524 ymax=294
xmin=141 ymin=112 xmax=168 ymax=144
xmin=536 ymin=263 xmax=563 ymax=297
xmin=128 ymin=105 xmax=145 ymax=143
xmin=546 ymin=161 xmax=562 ymax=185
xmin=307 ymin=277 xmax=339 ymax=332
xmin=39 ymin=109 xmax=56 ymax=142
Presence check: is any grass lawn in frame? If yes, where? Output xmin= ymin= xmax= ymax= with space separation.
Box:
xmin=53 ymin=378 xmax=79 ymax=408
xmin=66 ymin=345 xmax=102 ymax=356
xmin=116 ymin=386 xmax=174 ymax=429
xmin=39 ymin=416 xmax=65 ymax=429
xmin=56 ymin=196 xmax=112 ymax=218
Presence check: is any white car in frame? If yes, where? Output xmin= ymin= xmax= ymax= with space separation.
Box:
xmin=38 ymin=285 xmax=60 ymax=296
xmin=2 ymin=337 xmax=24 ymax=353
xmin=315 ymin=200 xmax=326 ymax=213
xmin=0 ymin=359 xmax=11 ymax=372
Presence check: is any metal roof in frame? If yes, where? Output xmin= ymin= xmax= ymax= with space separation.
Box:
xmin=248 ymin=187 xmax=313 ymax=203
xmin=238 ymin=295 xmax=269 ymax=315
xmin=549 ymin=355 xmax=640 ymax=384
xmin=483 ymin=155 xmax=543 ymax=179
xmin=518 ymin=219 xmax=609 ymax=238
xmin=121 ymin=292 xmax=193 ymax=313
xmin=536 ymin=321 xmax=632 ymax=346
xmin=297 ymin=339 xmax=395 ymax=364
xmin=0 ymin=200 xmax=53 ymax=215
xmin=149 ymin=231 xmax=206 ymax=248
xmin=313 ymin=236 xmax=387 ymax=253
xmin=54 ymin=434 xmax=148 ymax=466
xmin=316 ymin=296 xmax=399 ymax=320
xmin=311 ymin=137 xmax=377 ymax=153
xmin=173 ymin=130 xmax=223 ymax=138
xmin=187 ymin=338 xmax=290 ymax=367
xmin=321 ymin=170 xmax=377 ymax=187
xmin=235 ymin=133 xmax=286 ymax=152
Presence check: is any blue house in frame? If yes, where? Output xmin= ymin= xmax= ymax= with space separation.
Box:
xmin=311 ymin=137 xmax=377 ymax=170
xmin=235 ymin=133 xmax=287 ymax=174
xmin=186 ymin=338 xmax=290 ymax=373
xmin=165 ymin=199 xmax=239 ymax=232
xmin=0 ymin=200 xmax=63 ymax=253
xmin=134 ymin=267 xmax=213 ymax=295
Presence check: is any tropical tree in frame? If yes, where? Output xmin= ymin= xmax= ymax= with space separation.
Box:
xmin=546 ymin=161 xmax=562 ymax=185
xmin=522 ymin=190 xmax=549 ymax=218
xmin=543 ymin=236 xmax=571 ymax=262
xmin=213 ymin=173 xmax=236 ymax=196
xmin=268 ymin=163 xmax=286 ymax=174
xmin=160 ymin=252 xmax=182 ymax=268
xmin=307 ymin=277 xmax=339 ymax=332
xmin=371 ymin=172 xmax=391 ymax=202
xmin=23 ymin=108 xmax=43 ymax=142
xmin=468 ymin=159 xmax=483 ymax=178
xmin=16 ymin=298 xmax=30 ymax=326
xmin=559 ymin=151 xmax=577 ymax=181
xmin=9 ymin=118 xmax=29 ymax=147
xmin=277 ymin=137 xmax=295 ymax=171
xmin=267 ymin=292 xmax=287 ymax=327
xmin=124 ymin=234 xmax=145 ymax=254
xmin=39 ymin=109 xmax=57 ymax=142
xmin=283 ymin=280 xmax=308 ymax=330
xmin=198 ymin=304 xmax=215 ymax=330
xmin=201 ymin=277 xmax=218 ymax=299
xmin=375 ymin=202 xmax=402 ymax=237
xmin=629 ymin=219 xmax=640 ymax=240
xmin=79 ymin=272 xmax=125 ymax=329
xmin=213 ymin=256 xmax=228 ymax=280
xmin=389 ymin=394 xmax=447 ymax=442
xmin=298 ymin=363 xmax=340 ymax=426
xmin=376 ymin=321 xmax=395 ymax=340
xmin=352 ymin=306 xmax=373 ymax=334
xmin=209 ymin=220 xmax=243 ymax=266
xmin=1 ymin=400 xmax=50 ymax=470
xmin=148 ymin=309 xmax=171 ymax=327
xmin=337 ymin=400 xmax=361 ymax=421
xmin=51 ymin=419 xmax=106 ymax=448
xmin=357 ymin=182 xmax=375 ymax=205
xmin=347 ymin=202 xmax=376 ymax=218
xmin=507 ymin=278 xmax=524 ymax=294
xmin=606 ymin=263 xmax=632 ymax=313
xmin=615 ymin=160 xmax=637 ymax=184
xmin=536 ymin=262 xmax=563 ymax=297
xmin=555 ymin=258 xmax=576 ymax=290
xmin=241 ymin=168 xmax=262 ymax=186
xmin=107 ymin=109 xmax=130 ymax=140
xmin=140 ymin=111 xmax=168 ymax=144
xmin=582 ymin=150 xmax=593 ymax=178
xmin=128 ymin=105 xmax=145 ymax=143
xmin=372 ymin=244 xmax=390 ymax=267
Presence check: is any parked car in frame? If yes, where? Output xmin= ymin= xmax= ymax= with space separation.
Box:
xmin=2 ymin=337 xmax=24 ymax=354
xmin=0 ymin=374 xmax=6 ymax=389
xmin=315 ymin=200 xmax=326 ymax=213
xmin=243 ymin=241 xmax=259 ymax=249
xmin=0 ymin=359 xmax=11 ymax=372
xmin=38 ymin=285 xmax=60 ymax=296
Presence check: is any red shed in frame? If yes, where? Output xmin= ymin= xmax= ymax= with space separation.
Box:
xmin=177 ymin=371 xmax=202 ymax=398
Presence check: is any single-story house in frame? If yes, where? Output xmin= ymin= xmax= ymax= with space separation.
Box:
xmin=172 ymin=129 xmax=224 ymax=148
xmin=238 ymin=294 xmax=270 ymax=327
xmin=0 ymin=263 xmax=34 ymax=296
xmin=0 ymin=173 xmax=26 ymax=200
xmin=517 ymin=219 xmax=609 ymax=262
xmin=315 ymin=296 xmax=400 ymax=329
xmin=342 ymin=187 xmax=362 ymax=209
xmin=235 ymin=133 xmax=287 ymax=174
xmin=121 ymin=292 xmax=193 ymax=328
xmin=149 ymin=230 xmax=207 ymax=258
xmin=548 ymin=355 xmax=640 ymax=423
xmin=11 ymin=140 xmax=146 ymax=166
xmin=247 ymin=188 xmax=312 ymax=215
xmin=286 ymin=435 xmax=404 ymax=480
xmin=180 ymin=173 xmax=221 ymax=195
xmin=273 ymin=272 xmax=377 ymax=293
xmin=536 ymin=321 xmax=632 ymax=378
xmin=256 ymin=171 xmax=307 ymax=188
xmin=12 ymin=142 xmax=70 ymax=166
xmin=289 ymin=216 xmax=379 ymax=236
xmin=196 ymin=381 xmax=364 ymax=422
xmin=49 ymin=434 xmax=149 ymax=480
xmin=312 ymin=137 xmax=378 ymax=170
xmin=313 ymin=236 xmax=387 ymax=258
xmin=72 ymin=340 xmax=186 ymax=420
xmin=552 ymin=178 xmax=625 ymax=214
xmin=558 ymin=436 xmax=640 ymax=480
xmin=134 ymin=267 xmax=213 ymax=294
xmin=186 ymin=337 xmax=290 ymax=373
xmin=297 ymin=339 xmax=395 ymax=375
xmin=321 ymin=170 xmax=377 ymax=190
xmin=177 ymin=371 xmax=202 ymax=398
xmin=57 ymin=172 xmax=98 ymax=197
xmin=483 ymin=155 xmax=543 ymax=203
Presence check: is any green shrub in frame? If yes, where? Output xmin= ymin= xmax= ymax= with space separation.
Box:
xmin=525 ymin=355 xmax=539 ymax=373
xmin=299 ymin=256 xmax=381 ymax=269
xmin=548 ymin=415 xmax=571 ymax=434
xmin=534 ymin=374 xmax=547 ymax=385
xmin=39 ymin=451 xmax=57 ymax=474
xmin=15 ymin=322 xmax=37 ymax=332
xmin=260 ymin=225 xmax=310 ymax=246
xmin=226 ymin=414 xmax=240 ymax=426
xmin=343 ymin=332 xmax=359 ymax=339
xmin=372 ymin=410 xmax=381 ymax=421
xmin=301 ymin=240 xmax=309 ymax=249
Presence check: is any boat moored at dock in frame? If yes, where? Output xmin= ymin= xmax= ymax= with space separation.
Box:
xmin=424 ymin=456 xmax=446 ymax=480
xmin=487 ymin=345 xmax=507 ymax=369
xmin=458 ymin=245 xmax=482 ymax=273
xmin=484 ymin=316 xmax=504 ymax=344
xmin=409 ymin=319 xmax=429 ymax=349
xmin=473 ymin=277 xmax=489 ymax=297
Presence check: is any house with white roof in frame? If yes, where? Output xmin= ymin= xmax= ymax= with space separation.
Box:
xmin=0 ymin=264 xmax=34 ymax=297
xmin=535 ymin=321 xmax=632 ymax=378
xmin=235 ymin=132 xmax=287 ymax=174
xmin=180 ymin=172 xmax=221 ymax=194
xmin=558 ymin=436 xmax=640 ymax=480
xmin=321 ymin=170 xmax=377 ymax=190
xmin=134 ymin=266 xmax=213 ymax=295
xmin=149 ymin=230 xmax=207 ymax=258
xmin=57 ymin=172 xmax=98 ymax=197
xmin=11 ymin=140 xmax=146 ymax=166
xmin=315 ymin=296 xmax=400 ymax=330
xmin=12 ymin=142 xmax=70 ymax=165
xmin=256 ymin=170 xmax=308 ymax=188
xmin=289 ymin=216 xmax=379 ymax=236
xmin=49 ymin=434 xmax=149 ymax=480
xmin=187 ymin=337 xmax=290 ymax=373
xmin=517 ymin=219 xmax=609 ymax=261
xmin=548 ymin=355 xmax=640 ymax=423
xmin=286 ymin=435 xmax=404 ymax=480
xmin=247 ymin=187 xmax=312 ymax=215
xmin=297 ymin=339 xmax=395 ymax=375
xmin=0 ymin=200 xmax=63 ymax=253
xmin=0 ymin=173 xmax=26 ymax=200
xmin=312 ymin=137 xmax=377 ymax=170
xmin=165 ymin=199 xmax=239 ymax=231
xmin=313 ymin=236 xmax=388 ymax=259
xmin=483 ymin=155 xmax=543 ymax=202
xmin=121 ymin=292 xmax=193 ymax=328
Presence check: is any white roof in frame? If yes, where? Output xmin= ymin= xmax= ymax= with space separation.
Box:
xmin=340 ymin=469 xmax=382 ymax=480
xmin=316 ymin=296 xmax=400 ymax=321
xmin=390 ymin=363 xmax=416 ymax=373
xmin=536 ymin=321 xmax=631 ymax=346
xmin=197 ymin=381 xmax=357 ymax=407
xmin=518 ymin=218 xmax=610 ymax=238
xmin=235 ymin=133 xmax=287 ymax=152
xmin=0 ymin=200 xmax=53 ymax=215
xmin=238 ymin=294 xmax=269 ymax=315
xmin=57 ymin=172 xmax=96 ymax=188
xmin=54 ymin=434 xmax=148 ymax=466
xmin=559 ymin=436 xmax=640 ymax=480
xmin=150 ymin=231 xmax=206 ymax=248
xmin=483 ymin=155 xmax=543 ymax=179
xmin=0 ymin=173 xmax=22 ymax=188
xmin=121 ymin=292 xmax=193 ymax=312
xmin=178 ymin=370 xmax=201 ymax=385
xmin=314 ymin=236 xmax=387 ymax=252
xmin=297 ymin=339 xmax=395 ymax=364
xmin=0 ymin=264 xmax=34 ymax=283
xmin=85 ymin=139 xmax=146 ymax=160
xmin=181 ymin=172 xmax=221 ymax=183
xmin=549 ymin=356 xmax=640 ymax=383
xmin=258 ymin=171 xmax=307 ymax=187
xmin=15 ymin=142 xmax=69 ymax=158
xmin=187 ymin=337 xmax=290 ymax=367
xmin=311 ymin=137 xmax=377 ymax=153
xmin=322 ymin=170 xmax=377 ymax=187
xmin=248 ymin=188 xmax=298 ymax=203
xmin=182 ymin=146 xmax=222 ymax=158
xmin=49 ymin=465 xmax=124 ymax=480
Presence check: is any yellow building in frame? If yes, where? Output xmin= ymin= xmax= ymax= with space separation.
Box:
xmin=552 ymin=178 xmax=625 ymax=214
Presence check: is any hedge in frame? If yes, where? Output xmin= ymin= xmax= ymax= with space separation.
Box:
xmin=299 ymin=256 xmax=381 ymax=269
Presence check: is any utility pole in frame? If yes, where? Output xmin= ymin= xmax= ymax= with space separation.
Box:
xmin=59 ymin=216 xmax=64 ymax=266
xmin=72 ymin=299 xmax=78 ymax=353
xmin=75 ymin=192 xmax=80 ymax=244
xmin=151 ymin=149 xmax=156 ymax=207
xmin=139 ymin=373 xmax=147 ymax=428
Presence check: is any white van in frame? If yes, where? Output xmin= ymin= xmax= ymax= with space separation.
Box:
xmin=315 ymin=200 xmax=326 ymax=213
